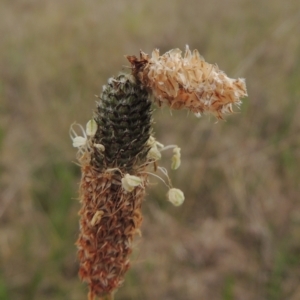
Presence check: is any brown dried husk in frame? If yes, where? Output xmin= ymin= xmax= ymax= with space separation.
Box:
xmin=127 ymin=46 xmax=247 ymax=119
xmin=76 ymin=163 xmax=147 ymax=299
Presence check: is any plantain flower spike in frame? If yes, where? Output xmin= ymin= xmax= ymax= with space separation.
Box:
xmin=127 ymin=45 xmax=247 ymax=119
xmin=74 ymin=74 xmax=152 ymax=299
xmin=72 ymin=47 xmax=247 ymax=300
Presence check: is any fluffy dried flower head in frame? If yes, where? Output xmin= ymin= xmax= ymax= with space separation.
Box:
xmin=127 ymin=46 xmax=247 ymax=119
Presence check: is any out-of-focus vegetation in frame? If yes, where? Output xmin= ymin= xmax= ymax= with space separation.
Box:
xmin=1 ymin=0 xmax=300 ymax=299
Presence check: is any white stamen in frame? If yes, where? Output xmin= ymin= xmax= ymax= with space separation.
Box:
xmin=94 ymin=143 xmax=105 ymax=151
xmin=122 ymin=174 xmax=142 ymax=192
xmin=86 ymin=119 xmax=98 ymax=136
xmin=147 ymin=146 xmax=162 ymax=160
xmin=171 ymin=147 xmax=181 ymax=170
xmin=72 ymin=136 xmax=87 ymax=148
xmin=167 ymin=188 xmax=185 ymax=206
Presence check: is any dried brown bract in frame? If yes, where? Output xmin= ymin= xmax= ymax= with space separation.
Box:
xmin=127 ymin=46 xmax=247 ymax=119
xmin=77 ymin=165 xmax=147 ymax=299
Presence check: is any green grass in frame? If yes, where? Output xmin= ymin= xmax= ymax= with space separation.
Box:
xmin=222 ymin=276 xmax=235 ymax=300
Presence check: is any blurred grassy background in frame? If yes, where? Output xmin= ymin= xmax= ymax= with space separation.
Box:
xmin=1 ymin=0 xmax=300 ymax=299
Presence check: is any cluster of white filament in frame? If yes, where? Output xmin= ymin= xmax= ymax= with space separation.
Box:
xmin=70 ymin=121 xmax=184 ymax=206
xmin=147 ymin=136 xmax=181 ymax=170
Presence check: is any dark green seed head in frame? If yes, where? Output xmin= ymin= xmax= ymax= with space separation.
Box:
xmin=93 ymin=74 xmax=152 ymax=173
